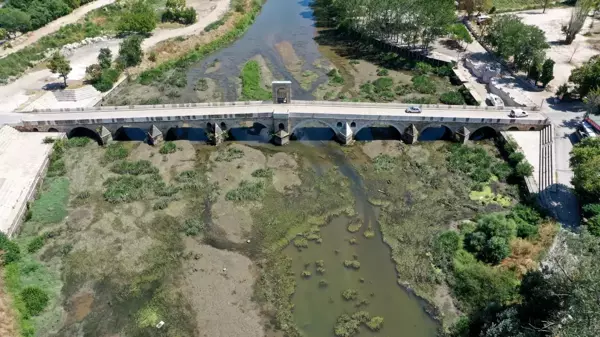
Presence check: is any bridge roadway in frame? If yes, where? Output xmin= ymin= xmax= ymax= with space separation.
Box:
xmin=6 ymin=100 xmax=550 ymax=144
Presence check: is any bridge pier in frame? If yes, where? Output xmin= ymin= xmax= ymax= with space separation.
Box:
xmin=272 ymin=129 xmax=290 ymax=145
xmin=455 ymin=126 xmax=470 ymax=144
xmin=147 ymin=125 xmax=163 ymax=145
xmin=337 ymin=122 xmax=354 ymax=145
xmin=99 ymin=126 xmax=112 ymax=145
xmin=403 ymin=124 xmax=418 ymax=144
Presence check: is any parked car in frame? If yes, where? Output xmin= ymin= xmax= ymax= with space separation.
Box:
xmin=577 ymin=121 xmax=597 ymax=140
xmin=405 ymin=106 xmax=422 ymax=113
xmin=509 ymin=109 xmax=528 ymax=118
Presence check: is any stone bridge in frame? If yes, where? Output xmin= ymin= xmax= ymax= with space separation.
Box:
xmin=10 ymin=100 xmax=550 ymax=145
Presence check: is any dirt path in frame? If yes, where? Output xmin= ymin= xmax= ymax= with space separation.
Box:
xmin=0 ymin=0 xmax=231 ymax=112
xmin=0 ymin=269 xmax=18 ymax=337
xmin=0 ymin=0 xmax=117 ymax=58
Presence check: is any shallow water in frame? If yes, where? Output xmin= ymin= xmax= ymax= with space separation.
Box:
xmin=284 ymin=144 xmax=439 ymax=337
xmin=186 ymin=0 xmax=331 ymax=100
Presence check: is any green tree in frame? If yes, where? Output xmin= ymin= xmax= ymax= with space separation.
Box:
xmin=570 ymin=56 xmax=600 ymax=97
xmin=584 ymin=88 xmax=600 ymax=115
xmin=484 ymin=15 xmax=549 ymax=71
xmin=528 ymin=61 xmax=541 ymax=84
xmin=464 ymin=213 xmax=516 ymax=264
xmin=570 ymin=137 xmax=600 ymax=202
xmin=117 ymin=0 xmax=156 ymax=35
xmin=118 ymin=35 xmax=143 ymax=67
xmin=47 ymin=52 xmax=72 ymax=87
xmin=85 ymin=63 xmax=102 ymax=82
xmin=540 ymin=58 xmax=555 ymax=88
xmin=449 ymin=23 xmax=473 ymax=50
xmin=0 ymin=8 xmax=31 ymax=37
xmin=515 ymin=161 xmax=534 ymax=177
xmin=98 ymin=48 xmax=112 ymax=69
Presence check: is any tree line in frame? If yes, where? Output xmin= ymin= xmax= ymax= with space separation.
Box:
xmin=0 ymin=0 xmax=95 ymax=39
xmin=313 ymin=0 xmax=457 ymax=50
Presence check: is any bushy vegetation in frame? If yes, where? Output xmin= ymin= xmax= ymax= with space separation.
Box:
xmin=104 ymin=142 xmax=130 ymax=162
xmin=251 ymin=168 xmax=273 ymax=178
xmin=26 ymin=235 xmax=45 ymax=253
xmin=411 ymin=75 xmax=436 ymax=94
xmin=463 ymin=213 xmax=516 ymax=264
xmin=20 ymin=286 xmax=49 ymax=316
xmin=240 ymin=60 xmax=271 ymax=100
xmin=333 ymin=311 xmax=381 ymax=337
xmin=162 ymin=0 xmax=197 ymax=25
xmin=570 ymin=56 xmax=600 ymax=98
xmin=225 ymin=180 xmax=266 ymax=201
xmin=327 ymin=68 xmax=344 ymax=85
xmin=570 ymin=137 xmax=600 ymax=235
xmin=342 ymin=288 xmax=359 ymax=300
xmin=215 ymin=147 xmax=244 ymax=162
xmin=159 ymin=141 xmax=177 ymax=154
xmin=111 ymin=160 xmax=158 ymax=175
xmin=440 ymin=90 xmax=466 ymax=105
xmin=343 ymin=260 xmax=361 ymax=269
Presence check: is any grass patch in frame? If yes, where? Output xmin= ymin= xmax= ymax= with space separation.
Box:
xmin=111 ymin=160 xmax=159 ymax=175
xmin=225 ymin=180 xmax=266 ymax=202
xmin=252 ymin=168 xmax=273 ymax=178
xmin=215 ymin=147 xmax=244 ymax=162
xmin=327 ymin=69 xmax=344 ymax=85
xmin=104 ymin=143 xmax=130 ymax=162
xmin=159 ymin=141 xmax=177 ymax=154
xmin=240 ymin=60 xmax=272 ymax=100
xmin=29 ymin=177 xmax=69 ymax=224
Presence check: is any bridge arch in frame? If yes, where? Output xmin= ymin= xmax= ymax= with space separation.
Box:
xmin=227 ymin=122 xmax=271 ymax=142
xmin=290 ymin=119 xmax=338 ymax=135
xmin=418 ymin=124 xmax=454 ymax=141
xmin=48 ymin=128 xmax=59 ymax=132
xmin=114 ymin=126 xmax=147 ymax=142
xmin=354 ymin=122 xmax=403 ymax=141
xmin=165 ymin=126 xmax=209 ymax=142
xmin=469 ymin=126 xmax=499 ymax=141
xmin=68 ymin=127 xmax=102 ymax=145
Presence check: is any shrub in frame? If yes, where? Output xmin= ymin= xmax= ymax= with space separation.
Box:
xmin=516 ymin=222 xmax=538 ymax=238
xmin=93 ymin=67 xmax=121 ymax=92
xmin=411 ymin=75 xmax=436 ymax=94
xmin=67 ymin=137 xmax=90 ymax=147
xmin=342 ymin=289 xmax=359 ymax=300
xmin=582 ymin=203 xmax=600 ymax=218
xmin=376 ymin=68 xmax=389 ymax=76
xmin=343 ymin=260 xmax=361 ymax=269
xmin=491 ymin=162 xmax=513 ymax=181
xmin=159 ymin=141 xmax=177 ymax=154
xmin=111 ymin=160 xmax=158 ymax=175
xmin=251 ymin=168 xmax=273 ymax=178
xmin=103 ymin=175 xmax=146 ymax=203
xmin=215 ymin=147 xmax=244 ymax=162
xmin=43 ymin=136 xmax=55 ymax=144
xmin=394 ymin=84 xmax=412 ymax=96
xmin=508 ymin=151 xmax=525 ymax=165
xmin=372 ymin=77 xmax=393 ymax=93
xmin=225 ymin=180 xmax=265 ymax=201
xmin=27 ymin=235 xmax=46 ymax=253
xmin=182 ymin=218 xmax=204 ymax=236
xmin=327 ymin=68 xmax=344 ymax=85
xmin=293 ymin=237 xmax=309 ymax=248
xmin=118 ymin=35 xmax=144 ymax=67
xmin=515 ymin=161 xmax=534 ymax=177
xmin=301 ymin=270 xmax=312 ymax=278
xmin=415 ymin=62 xmax=433 ymax=74
xmin=366 ymin=316 xmax=384 ymax=331
xmin=509 ymin=204 xmax=542 ymax=225
xmin=363 ymin=226 xmax=375 ymax=238
xmin=318 ymin=279 xmax=329 ymax=287
xmin=433 ymin=231 xmax=461 ymax=272
xmin=104 ymin=143 xmax=129 ymax=161
xmin=464 ymin=213 xmax=516 ymax=264
xmin=166 ymin=68 xmax=187 ymax=88
xmin=194 ymin=78 xmax=209 ymax=91
xmin=440 ymin=91 xmax=466 ymax=105
xmin=21 ymin=287 xmax=49 ymax=316
xmin=0 ymin=233 xmax=20 ymax=265
xmin=148 ymin=51 xmax=157 ymax=62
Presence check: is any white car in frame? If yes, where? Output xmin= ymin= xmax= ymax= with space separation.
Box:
xmin=405 ymin=106 xmax=422 ymax=113
xmin=509 ymin=109 xmax=528 ymax=118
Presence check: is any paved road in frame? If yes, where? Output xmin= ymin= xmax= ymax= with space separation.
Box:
xmin=0 ymin=0 xmax=117 ymax=58
xmin=0 ymin=102 xmax=548 ymax=125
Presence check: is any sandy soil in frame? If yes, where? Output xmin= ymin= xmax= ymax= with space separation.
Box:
xmin=513 ymin=7 xmax=599 ymax=89
xmin=181 ymin=237 xmax=264 ymax=337
xmin=266 ymin=152 xmax=301 ymax=193
xmin=0 ymin=269 xmax=18 ymax=337
xmin=209 ymin=144 xmax=267 ymax=243
xmin=0 ymin=0 xmax=117 ymax=58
